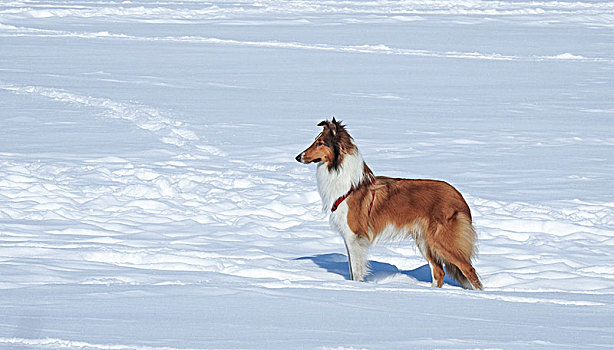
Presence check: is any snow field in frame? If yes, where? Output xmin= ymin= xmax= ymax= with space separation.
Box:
xmin=1 ymin=0 xmax=613 ymax=349
xmin=2 ymin=80 xmax=610 ymax=295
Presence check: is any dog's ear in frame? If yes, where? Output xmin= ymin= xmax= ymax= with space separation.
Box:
xmin=317 ymin=119 xmax=339 ymax=136
xmin=330 ymin=117 xmax=343 ymax=136
xmin=317 ymin=120 xmax=334 ymax=136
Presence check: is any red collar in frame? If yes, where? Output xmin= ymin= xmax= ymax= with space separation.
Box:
xmin=331 ymin=178 xmax=376 ymax=212
xmin=331 ymin=189 xmax=353 ymax=212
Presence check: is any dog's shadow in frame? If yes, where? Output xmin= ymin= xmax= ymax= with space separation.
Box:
xmin=296 ymin=253 xmax=461 ymax=287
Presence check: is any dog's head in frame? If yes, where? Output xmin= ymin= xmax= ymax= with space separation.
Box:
xmin=295 ymin=117 xmax=354 ymax=170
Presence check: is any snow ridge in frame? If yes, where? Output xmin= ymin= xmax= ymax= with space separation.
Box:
xmin=0 ymin=24 xmax=608 ymax=62
xmin=0 ymin=337 xmax=202 ymax=350
xmin=0 ymin=82 xmax=218 ymax=153
xmin=2 ymin=1 xmax=614 ymax=27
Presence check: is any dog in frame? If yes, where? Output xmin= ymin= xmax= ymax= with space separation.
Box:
xmin=295 ymin=118 xmax=482 ymax=290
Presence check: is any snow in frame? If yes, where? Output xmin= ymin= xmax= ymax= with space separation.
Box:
xmin=1 ymin=0 xmax=613 ymax=349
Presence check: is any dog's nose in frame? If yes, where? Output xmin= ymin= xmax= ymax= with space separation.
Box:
xmin=295 ymin=153 xmax=303 ymax=163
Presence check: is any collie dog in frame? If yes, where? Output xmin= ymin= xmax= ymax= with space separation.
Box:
xmin=296 ymin=118 xmax=482 ymax=290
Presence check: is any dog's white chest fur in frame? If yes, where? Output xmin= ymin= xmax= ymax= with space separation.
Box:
xmin=315 ymin=151 xmax=366 ymax=213
xmin=315 ymin=151 xmax=371 ymax=280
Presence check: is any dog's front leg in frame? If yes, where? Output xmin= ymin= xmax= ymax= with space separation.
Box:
xmin=331 ymin=211 xmax=370 ymax=281
xmin=343 ymin=234 xmax=370 ymax=282
xmin=343 ymin=241 xmax=355 ymax=281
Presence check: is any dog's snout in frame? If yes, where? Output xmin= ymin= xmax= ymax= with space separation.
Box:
xmin=295 ymin=153 xmax=303 ymax=163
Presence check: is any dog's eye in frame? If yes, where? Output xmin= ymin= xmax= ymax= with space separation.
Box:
xmin=316 ymin=141 xmax=324 ymax=146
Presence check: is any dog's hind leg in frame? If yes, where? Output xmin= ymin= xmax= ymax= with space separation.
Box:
xmin=426 ymin=251 xmax=445 ymax=288
xmin=416 ymin=225 xmax=445 ymax=288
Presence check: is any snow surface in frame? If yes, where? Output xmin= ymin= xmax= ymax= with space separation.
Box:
xmin=1 ymin=0 xmax=613 ymax=349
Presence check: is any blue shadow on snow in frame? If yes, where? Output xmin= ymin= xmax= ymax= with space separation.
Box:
xmin=296 ymin=253 xmax=461 ymax=287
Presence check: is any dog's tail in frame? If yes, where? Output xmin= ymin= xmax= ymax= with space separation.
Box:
xmin=445 ymin=263 xmax=473 ymax=290
xmin=434 ymin=213 xmax=483 ymax=290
